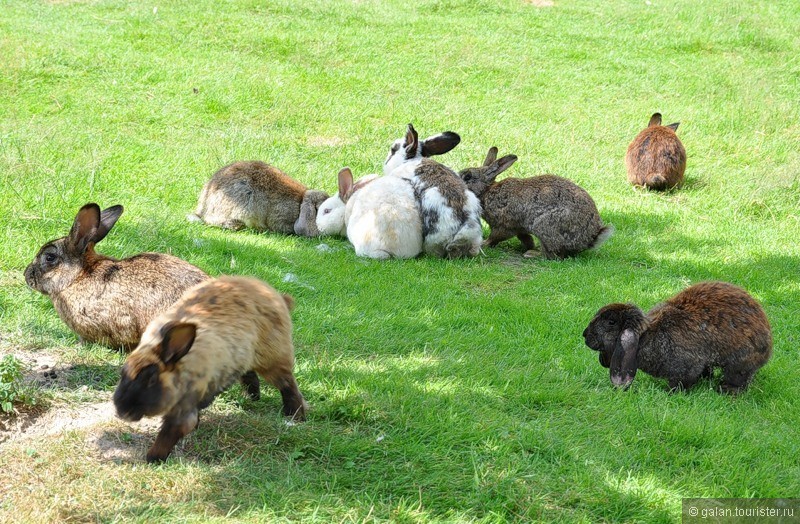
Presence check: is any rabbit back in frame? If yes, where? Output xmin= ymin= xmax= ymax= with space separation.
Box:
xmin=399 ymin=159 xmax=482 ymax=258
xmin=626 ymin=124 xmax=686 ymax=190
xmin=345 ymin=176 xmax=423 ymax=259
xmin=641 ymin=282 xmax=772 ymax=377
xmin=53 ymin=252 xmax=207 ymax=349
xmin=194 ymin=161 xmax=307 ymax=233
xmin=484 ymin=176 xmax=608 ymax=258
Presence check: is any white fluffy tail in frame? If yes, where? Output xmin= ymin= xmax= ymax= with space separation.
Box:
xmin=590 ymin=224 xmax=615 ymax=250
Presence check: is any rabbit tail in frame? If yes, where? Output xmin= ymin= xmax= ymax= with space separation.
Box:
xmin=589 ymin=224 xmax=615 ymax=251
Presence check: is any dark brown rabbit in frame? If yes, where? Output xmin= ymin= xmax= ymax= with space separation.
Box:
xmin=625 ymin=113 xmax=686 ymax=190
xmin=189 ymin=160 xmax=329 ymax=236
xmin=583 ymin=281 xmax=772 ymax=394
xmin=113 ymin=276 xmax=306 ymax=463
xmin=24 ymin=203 xmax=208 ymax=350
xmin=459 ymin=148 xmax=614 ymax=259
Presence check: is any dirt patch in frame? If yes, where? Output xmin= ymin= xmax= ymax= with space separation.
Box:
xmin=525 ymin=0 xmax=555 ymax=6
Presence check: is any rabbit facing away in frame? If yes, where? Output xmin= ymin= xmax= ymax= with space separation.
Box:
xmin=315 ymin=169 xmax=379 ymax=237
xmin=582 ymin=281 xmax=772 ymax=394
xmin=24 ymin=203 xmax=208 ymax=350
xmin=459 ymin=148 xmax=614 ymax=259
xmin=336 ymin=167 xmax=423 ymax=259
xmin=385 ymin=124 xmax=482 ymax=258
xmin=190 ymin=160 xmax=329 ymax=236
xmin=625 ymin=113 xmax=686 ymax=190
xmin=113 ymin=275 xmax=306 ymax=463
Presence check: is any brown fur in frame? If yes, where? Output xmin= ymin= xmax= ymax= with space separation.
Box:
xmin=460 ymin=148 xmax=613 ymax=259
xmin=583 ymin=281 xmax=772 ymax=393
xmin=24 ymin=204 xmax=208 ymax=350
xmin=192 ymin=160 xmax=329 ymax=236
xmin=625 ymin=113 xmax=686 ymax=190
xmin=113 ymin=276 xmax=306 ymax=463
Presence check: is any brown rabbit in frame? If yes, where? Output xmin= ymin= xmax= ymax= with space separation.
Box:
xmin=459 ymin=148 xmax=614 ymax=259
xmin=583 ymin=281 xmax=772 ymax=394
xmin=625 ymin=113 xmax=686 ymax=190
xmin=189 ymin=160 xmax=329 ymax=236
xmin=113 ymin=276 xmax=306 ymax=463
xmin=24 ymin=203 xmax=208 ymax=350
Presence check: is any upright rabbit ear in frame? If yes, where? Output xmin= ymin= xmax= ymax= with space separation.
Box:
xmin=337 ymin=168 xmax=354 ymax=202
xmin=648 ymin=113 xmax=662 ymax=127
xmin=420 ymin=131 xmax=460 ymax=157
xmin=610 ymin=328 xmax=639 ymax=388
xmin=486 ymin=155 xmax=518 ymax=182
xmin=93 ymin=205 xmax=124 ymax=245
xmin=403 ymin=124 xmax=419 ymax=159
xmin=665 ymin=122 xmax=680 ymax=131
xmin=68 ymin=203 xmax=101 ymax=254
xmin=159 ymin=322 xmax=196 ymax=365
xmin=483 ymin=147 xmax=498 ymax=166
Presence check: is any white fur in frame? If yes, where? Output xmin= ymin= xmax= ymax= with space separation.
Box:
xmin=315 ymin=174 xmax=380 ymax=237
xmin=345 ymin=176 xmax=422 ymax=259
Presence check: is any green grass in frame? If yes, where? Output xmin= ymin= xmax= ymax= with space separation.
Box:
xmin=1 ymin=0 xmax=799 ymax=521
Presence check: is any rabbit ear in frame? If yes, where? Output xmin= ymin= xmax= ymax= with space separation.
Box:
xmin=610 ymin=328 xmax=639 ymax=388
xmin=403 ymin=124 xmax=419 ymax=159
xmin=483 ymin=147 xmax=498 ymax=166
xmin=665 ymin=122 xmax=680 ymax=131
xmin=486 ymin=155 xmax=518 ymax=183
xmin=94 ymin=205 xmax=124 ymax=245
xmin=337 ymin=168 xmax=354 ymax=202
xmin=420 ymin=131 xmax=460 ymax=157
xmin=648 ymin=113 xmax=662 ymax=127
xmin=159 ymin=322 xmax=196 ymax=365
xmin=68 ymin=203 xmax=101 ymax=254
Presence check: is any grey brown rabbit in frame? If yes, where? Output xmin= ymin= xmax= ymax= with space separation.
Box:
xmin=459 ymin=147 xmax=614 ymax=259
xmin=190 ymin=160 xmax=329 ymax=236
xmin=583 ymin=281 xmax=772 ymax=394
xmin=24 ymin=203 xmax=208 ymax=350
xmin=625 ymin=112 xmax=686 ymax=190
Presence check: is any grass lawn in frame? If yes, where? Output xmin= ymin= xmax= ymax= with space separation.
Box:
xmin=1 ymin=0 xmax=799 ymax=521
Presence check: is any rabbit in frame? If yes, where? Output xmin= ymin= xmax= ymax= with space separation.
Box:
xmin=334 ymin=167 xmax=423 ymax=259
xmin=582 ymin=281 xmax=772 ymax=394
xmin=113 ymin=275 xmax=307 ymax=463
xmin=459 ymin=147 xmax=614 ymax=259
xmin=625 ymin=112 xmax=686 ymax=190
xmin=315 ymin=169 xmax=379 ymax=237
xmin=24 ymin=203 xmax=208 ymax=350
xmin=383 ymin=123 xmax=461 ymax=177
xmin=385 ymin=124 xmax=482 ymax=258
xmin=189 ymin=160 xmax=329 ymax=236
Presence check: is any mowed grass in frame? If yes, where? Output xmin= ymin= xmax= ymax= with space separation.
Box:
xmin=1 ymin=0 xmax=799 ymax=521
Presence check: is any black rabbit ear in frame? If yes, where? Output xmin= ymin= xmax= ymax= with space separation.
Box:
xmin=68 ymin=203 xmax=101 ymax=254
xmin=94 ymin=205 xmax=124 ymax=244
xmin=159 ymin=322 xmax=196 ymax=365
xmin=420 ymin=131 xmax=460 ymax=157
xmin=648 ymin=113 xmax=662 ymax=127
xmin=483 ymin=147 xmax=498 ymax=166
xmin=665 ymin=122 xmax=680 ymax=131
xmin=337 ymin=168 xmax=354 ymax=202
xmin=404 ymin=124 xmax=419 ymax=159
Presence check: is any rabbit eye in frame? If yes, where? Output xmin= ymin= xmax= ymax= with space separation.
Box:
xmin=463 ymin=174 xmax=472 ymax=182
xmin=323 ymin=208 xmax=331 ymax=215
xmin=44 ymin=253 xmax=58 ymax=264
xmin=607 ymin=319 xmax=617 ymax=326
